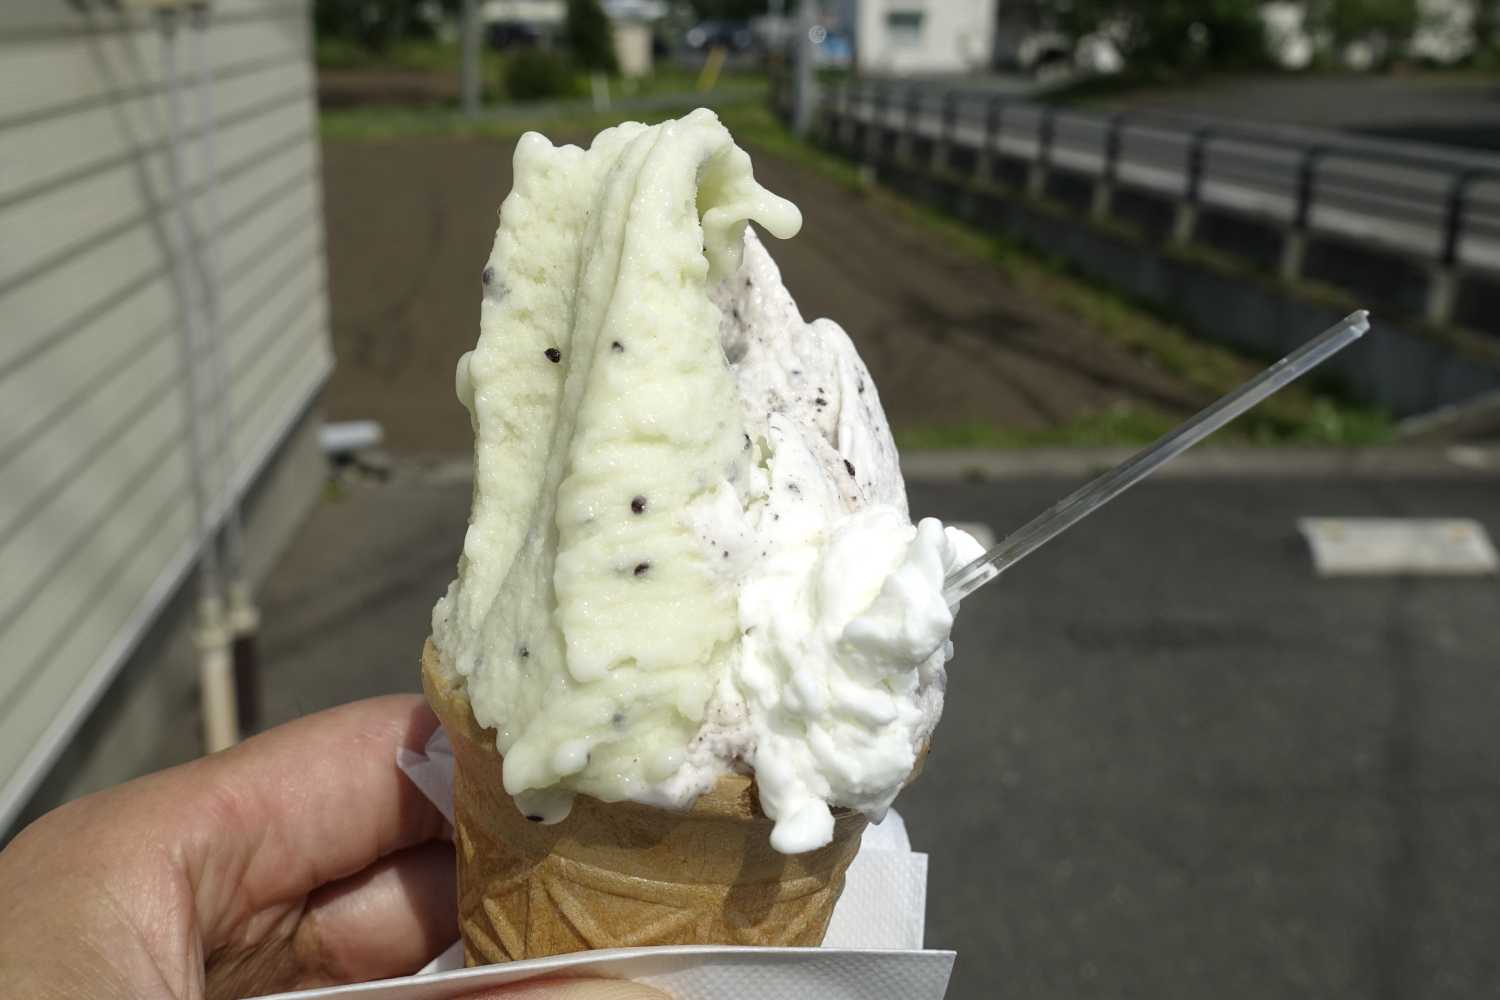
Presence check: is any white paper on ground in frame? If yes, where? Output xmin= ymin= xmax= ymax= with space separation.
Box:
xmin=257 ymin=727 xmax=952 ymax=999
xmin=1299 ymin=517 xmax=1499 ymax=576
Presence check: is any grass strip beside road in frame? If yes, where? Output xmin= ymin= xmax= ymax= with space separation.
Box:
xmin=319 ymin=102 xmax=1393 ymax=448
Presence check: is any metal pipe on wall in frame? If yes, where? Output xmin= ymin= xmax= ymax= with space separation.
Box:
xmin=189 ymin=0 xmax=262 ymax=736
xmin=158 ymin=1 xmax=238 ymax=754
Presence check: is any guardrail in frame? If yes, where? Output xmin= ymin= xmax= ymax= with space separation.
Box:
xmin=787 ymin=77 xmax=1500 ymax=328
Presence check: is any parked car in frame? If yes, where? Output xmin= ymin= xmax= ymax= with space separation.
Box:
xmin=684 ymin=19 xmax=756 ymax=54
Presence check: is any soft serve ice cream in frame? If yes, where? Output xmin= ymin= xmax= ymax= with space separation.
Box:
xmin=431 ymin=109 xmax=982 ymax=854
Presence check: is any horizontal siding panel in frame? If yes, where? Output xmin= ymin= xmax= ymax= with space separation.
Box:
xmin=0 ymin=232 xmax=325 ymax=569
xmin=0 ymin=0 xmax=306 ymax=35
xmin=0 ymin=10 xmax=308 ymax=127
xmin=0 ymin=481 xmax=194 ymax=775
xmin=0 ymin=97 xmax=314 ymax=292
xmin=0 ymin=331 xmax=181 ymax=546
xmin=0 ymin=179 xmax=321 ymax=463
xmin=0 ymin=57 xmax=313 ymax=207
xmin=0 ymin=427 xmax=192 ymax=710
xmin=0 ymin=129 xmax=317 ymax=375
xmin=0 ymin=379 xmax=187 ymax=642
xmin=233 ymin=300 xmax=331 ymax=464
xmin=227 ymin=245 xmax=325 ymax=378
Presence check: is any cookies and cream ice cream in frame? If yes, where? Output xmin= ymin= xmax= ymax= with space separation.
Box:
xmin=430 ymin=109 xmax=981 ymax=854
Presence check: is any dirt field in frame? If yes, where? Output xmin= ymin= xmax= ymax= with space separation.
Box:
xmin=319 ymin=133 xmax=1212 ymax=453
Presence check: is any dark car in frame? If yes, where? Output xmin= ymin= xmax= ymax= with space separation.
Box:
xmin=486 ymin=20 xmax=544 ymax=49
xmin=684 ymin=19 xmax=756 ymax=54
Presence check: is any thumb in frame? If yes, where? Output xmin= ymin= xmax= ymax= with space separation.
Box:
xmin=462 ymin=978 xmax=672 ymax=1000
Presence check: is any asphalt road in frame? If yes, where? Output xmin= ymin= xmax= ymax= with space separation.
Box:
xmin=1092 ymin=74 xmax=1500 ymax=152
xmin=256 ymin=457 xmax=1500 ymax=1000
xmin=833 ymin=81 xmax=1500 ymax=272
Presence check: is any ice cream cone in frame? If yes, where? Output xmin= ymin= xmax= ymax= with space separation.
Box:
xmin=421 ymin=639 xmax=870 ymax=964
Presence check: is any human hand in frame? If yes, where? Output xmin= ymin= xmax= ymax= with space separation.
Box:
xmin=0 ymin=695 xmax=666 ymax=1000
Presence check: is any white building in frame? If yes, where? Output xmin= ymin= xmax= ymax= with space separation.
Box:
xmin=855 ymin=0 xmax=998 ymax=75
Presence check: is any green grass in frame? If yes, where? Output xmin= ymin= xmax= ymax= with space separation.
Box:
xmin=317 ymin=101 xmax=1395 ymax=448
xmin=896 ymin=405 xmax=1180 ymax=450
xmin=316 ymin=38 xmax=465 ymax=73
xmin=317 ymin=37 xmax=768 ymax=107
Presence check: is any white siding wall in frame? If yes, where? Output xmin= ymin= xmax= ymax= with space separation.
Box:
xmin=0 ymin=0 xmax=333 ymax=826
xmin=856 ymin=0 xmax=997 ymax=75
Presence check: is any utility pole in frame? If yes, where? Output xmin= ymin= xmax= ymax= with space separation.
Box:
xmin=792 ymin=0 xmax=816 ymax=135
xmin=461 ymin=0 xmax=481 ymax=117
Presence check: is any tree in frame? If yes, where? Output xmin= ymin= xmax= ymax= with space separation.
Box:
xmin=1301 ymin=0 xmax=1418 ymax=67
xmin=1055 ymin=0 xmax=1268 ymax=77
xmin=566 ymin=0 xmax=619 ymax=74
xmin=314 ymin=0 xmax=440 ymax=51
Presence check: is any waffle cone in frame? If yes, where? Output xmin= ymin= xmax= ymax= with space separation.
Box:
xmin=421 ymin=639 xmax=869 ymax=964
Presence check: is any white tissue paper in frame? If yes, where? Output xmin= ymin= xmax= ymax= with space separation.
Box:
xmin=257 ymin=727 xmax=953 ymax=1000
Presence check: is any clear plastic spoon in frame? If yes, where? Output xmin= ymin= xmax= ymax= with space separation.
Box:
xmin=942 ymin=310 xmax=1371 ymax=606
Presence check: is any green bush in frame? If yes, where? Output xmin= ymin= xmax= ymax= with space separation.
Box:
xmin=566 ymin=0 xmax=618 ymax=74
xmin=504 ymin=49 xmax=579 ymax=101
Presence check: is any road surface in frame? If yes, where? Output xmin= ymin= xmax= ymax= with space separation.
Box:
xmin=254 ymin=452 xmax=1500 ymax=1000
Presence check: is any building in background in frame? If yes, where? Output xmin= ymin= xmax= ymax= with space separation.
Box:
xmin=0 ymin=0 xmax=333 ymax=839
xmin=603 ymin=0 xmax=668 ymax=78
xmin=854 ymin=0 xmax=997 ymax=75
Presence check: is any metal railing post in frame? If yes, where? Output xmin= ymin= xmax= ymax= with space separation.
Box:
xmin=1427 ymin=169 xmax=1482 ymax=326
xmin=837 ymin=80 xmax=856 ymax=147
xmin=1172 ymin=126 xmax=1211 ymax=245
xmin=1279 ymin=145 xmax=1324 ymax=281
xmin=977 ymin=94 xmax=1003 ymax=182
xmin=864 ymin=80 xmax=885 ymax=163
xmin=896 ymin=84 xmax=920 ymax=162
xmin=1026 ymin=105 xmax=1053 ymax=197
xmin=1092 ymin=111 xmax=1126 ymax=220
xmin=934 ymin=88 xmax=958 ymax=173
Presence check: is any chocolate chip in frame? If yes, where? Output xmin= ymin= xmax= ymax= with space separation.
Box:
xmin=544 ymin=348 xmax=561 ymax=363
xmin=858 ymin=379 xmax=866 ymax=394
xmin=633 ymin=562 xmax=650 ymax=576
xmin=481 ymin=265 xmax=494 ymax=285
xmin=518 ymin=644 xmax=529 ymax=658
xmin=731 ymin=306 xmax=741 ymax=320
xmin=844 ymin=459 xmax=856 ymax=477
xmin=612 ymin=712 xmax=626 ymax=727
xmin=743 ymin=433 xmax=752 ymax=450
xmin=815 ymin=397 xmax=827 ymax=407
xmin=723 ymin=550 xmax=730 ymax=558
xmin=787 ymin=482 xmax=801 ymax=495
xmin=631 ymin=496 xmax=647 ymax=514
xmin=611 ymin=341 xmax=624 ymax=353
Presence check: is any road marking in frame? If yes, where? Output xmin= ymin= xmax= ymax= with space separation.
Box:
xmin=1298 ymin=517 xmax=1498 ymax=576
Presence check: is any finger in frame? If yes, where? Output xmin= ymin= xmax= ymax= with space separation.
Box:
xmin=461 ymin=980 xmax=672 ymax=1000
xmin=294 ymin=839 xmax=457 ymax=985
xmin=185 ymin=695 xmax=448 ymax=940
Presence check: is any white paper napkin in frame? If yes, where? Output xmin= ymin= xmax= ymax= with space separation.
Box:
xmin=254 ymin=727 xmax=954 ymax=999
